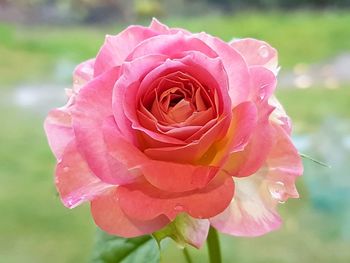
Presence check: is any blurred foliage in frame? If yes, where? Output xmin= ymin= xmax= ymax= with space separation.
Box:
xmin=1 ymin=11 xmax=350 ymax=87
xmin=1 ymin=0 xmax=350 ymax=24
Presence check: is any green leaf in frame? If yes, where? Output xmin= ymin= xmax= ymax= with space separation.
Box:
xmin=90 ymin=229 xmax=160 ymax=263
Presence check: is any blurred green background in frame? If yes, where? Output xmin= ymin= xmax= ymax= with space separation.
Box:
xmin=1 ymin=0 xmax=350 ymax=262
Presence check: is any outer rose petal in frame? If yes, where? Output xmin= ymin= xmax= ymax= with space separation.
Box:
xmin=117 ymin=172 xmax=234 ymax=221
xmin=269 ymin=95 xmax=292 ymax=134
xmin=149 ymin=18 xmax=191 ymax=35
xmin=220 ymin=66 xmax=277 ymax=177
xmin=44 ymin=108 xmax=74 ymax=160
xmin=210 ymin=124 xmax=302 ymax=236
xmin=221 ymin=102 xmax=274 ymax=177
xmin=195 ymin=33 xmax=250 ymax=106
xmin=94 ymin=26 xmax=159 ymax=77
xmin=230 ymin=38 xmax=278 ymax=74
xmin=91 ymin=188 xmax=170 ymax=238
xmin=56 ymin=141 xmax=112 ymax=208
xmin=72 ymin=67 xmax=139 ymax=185
xmin=45 ymin=59 xmax=96 ymax=161
xmin=73 ymin=58 xmax=95 ymax=92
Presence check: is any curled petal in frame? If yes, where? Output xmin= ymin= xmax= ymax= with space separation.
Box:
xmin=221 ymin=104 xmax=274 ymax=177
xmin=103 ymin=117 xmax=218 ymax=193
xmin=210 ymin=124 xmax=302 ymax=236
xmin=91 ymin=188 xmax=170 ymax=237
xmin=230 ymin=38 xmax=278 ymax=74
xmin=44 ymin=108 xmax=74 ymax=160
xmin=73 ymin=58 xmax=95 ymax=92
xmin=195 ymin=33 xmax=250 ymax=106
xmin=269 ymin=95 xmax=292 ymax=134
xmin=127 ymin=32 xmax=218 ymax=62
xmin=56 ymin=141 xmax=112 ymax=208
xmin=94 ymin=26 xmax=159 ymax=76
xmin=249 ymin=66 xmax=276 ymax=102
xmin=72 ymin=67 xmax=139 ymax=185
xmin=149 ymin=18 xmax=191 ymax=35
xmin=207 ymin=101 xmax=258 ymax=166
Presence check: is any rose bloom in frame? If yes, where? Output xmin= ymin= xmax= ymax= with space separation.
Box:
xmin=45 ymin=19 xmax=302 ymax=248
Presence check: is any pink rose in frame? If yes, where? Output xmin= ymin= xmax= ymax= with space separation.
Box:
xmin=45 ymin=19 xmax=302 ymax=247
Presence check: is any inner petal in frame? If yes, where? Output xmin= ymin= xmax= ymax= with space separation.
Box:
xmin=167 ymin=99 xmax=194 ymax=123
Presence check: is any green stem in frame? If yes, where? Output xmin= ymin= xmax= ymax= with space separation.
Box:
xmin=207 ymin=227 xmax=222 ymax=263
xmin=182 ymin=247 xmax=193 ymax=263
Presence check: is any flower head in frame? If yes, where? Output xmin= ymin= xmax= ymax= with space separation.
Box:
xmin=45 ymin=19 xmax=302 ymax=248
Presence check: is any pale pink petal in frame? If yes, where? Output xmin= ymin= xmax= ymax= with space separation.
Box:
xmin=179 ymin=217 xmax=210 ymax=249
xmin=149 ymin=18 xmax=191 ymax=35
xmin=249 ymin=66 xmax=276 ymax=102
xmin=94 ymin=26 xmax=159 ymax=76
xmin=56 ymin=141 xmax=112 ymax=208
xmin=164 ymin=214 xmax=210 ymax=249
xmin=230 ymin=38 xmax=278 ymax=74
xmin=72 ymin=58 xmax=95 ymax=92
xmin=195 ymin=33 xmax=250 ymax=106
xmin=117 ymin=172 xmax=234 ymax=221
xmin=149 ymin=18 xmax=170 ymax=33
xmin=91 ymin=188 xmax=170 ymax=238
xmin=269 ymin=95 xmax=292 ymax=134
xmin=44 ymin=108 xmax=74 ymax=160
xmin=72 ymin=67 xmax=139 ymax=185
xmin=210 ymin=124 xmax=302 ymax=236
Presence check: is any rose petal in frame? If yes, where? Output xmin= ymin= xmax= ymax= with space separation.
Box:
xmin=221 ymin=103 xmax=274 ymax=177
xmin=195 ymin=33 xmax=250 ymax=106
xmin=56 ymin=141 xmax=112 ymax=208
xmin=149 ymin=18 xmax=191 ymax=35
xmin=94 ymin=26 xmax=159 ymax=77
xmin=72 ymin=67 xmax=139 ymax=185
xmin=249 ymin=66 xmax=276 ymax=103
xmin=269 ymin=95 xmax=292 ymax=134
xmin=117 ymin=172 xmax=234 ymax=221
xmin=91 ymin=188 xmax=170 ymax=238
xmin=73 ymin=58 xmax=95 ymax=92
xmin=127 ymin=32 xmax=218 ymax=62
xmin=44 ymin=108 xmax=74 ymax=160
xmin=210 ymin=124 xmax=302 ymax=236
xmin=206 ymin=101 xmax=258 ymax=166
xmin=230 ymin=38 xmax=278 ymax=74
xmin=102 ymin=117 xmax=219 ymax=192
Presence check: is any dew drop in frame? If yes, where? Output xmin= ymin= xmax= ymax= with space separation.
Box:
xmin=258 ymin=45 xmax=269 ymax=58
xmin=174 ymin=204 xmax=184 ymax=212
xmin=63 ymin=166 xmax=69 ymax=173
xmin=268 ymin=181 xmax=287 ymax=204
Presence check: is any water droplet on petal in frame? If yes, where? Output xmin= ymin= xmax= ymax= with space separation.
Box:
xmin=63 ymin=166 xmax=69 ymax=173
xmin=74 ymin=79 xmax=79 ymax=85
xmin=174 ymin=204 xmax=184 ymax=212
xmin=268 ymin=181 xmax=287 ymax=204
xmin=259 ymin=45 xmax=269 ymax=58
xmin=259 ymin=90 xmax=266 ymax=100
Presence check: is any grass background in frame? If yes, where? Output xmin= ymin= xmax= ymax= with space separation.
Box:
xmin=0 ymin=11 xmax=350 ymax=263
